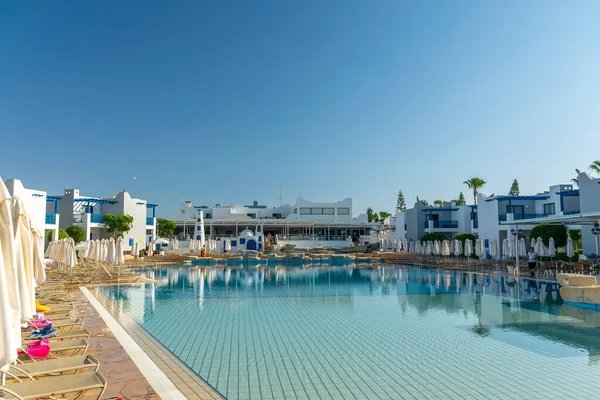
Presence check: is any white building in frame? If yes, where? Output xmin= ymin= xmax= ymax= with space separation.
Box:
xmin=477 ymin=183 xmax=581 ymax=257
xmin=395 ymin=201 xmax=476 ymax=243
xmin=176 ymin=197 xmax=372 ymax=250
xmin=56 ymin=188 xmax=157 ymax=250
xmin=4 ymin=178 xmax=60 ymax=242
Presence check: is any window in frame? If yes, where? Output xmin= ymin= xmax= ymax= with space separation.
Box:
xmin=196 ymin=235 xmax=201 ymax=240
xmin=543 ymin=203 xmax=555 ymax=215
xmin=197 ymin=226 xmax=201 ymax=230
xmin=311 ymin=208 xmax=323 ymax=215
xmin=337 ymin=208 xmax=350 ymax=215
xmin=205 ymin=213 xmax=212 ymax=219
xmin=247 ymin=213 xmax=256 ymax=218
xmin=300 ymin=208 xmax=310 ymax=215
xmin=323 ymin=208 xmax=334 ymax=215
xmin=231 ymin=240 xmax=237 ymax=247
xmin=293 ymin=208 xmax=297 ymax=214
xmin=197 ymin=218 xmax=201 ymax=222
xmin=239 ymin=238 xmax=246 ymax=245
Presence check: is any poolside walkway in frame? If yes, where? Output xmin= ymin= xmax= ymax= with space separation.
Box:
xmin=78 ymin=287 xmax=223 ymax=400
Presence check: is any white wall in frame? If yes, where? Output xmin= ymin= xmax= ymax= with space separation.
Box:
xmin=4 ymin=179 xmax=47 ymax=233
xmin=579 ymin=173 xmax=600 ymax=254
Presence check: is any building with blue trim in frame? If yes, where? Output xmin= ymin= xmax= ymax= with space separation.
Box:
xmin=54 ymin=187 xmax=158 ymax=250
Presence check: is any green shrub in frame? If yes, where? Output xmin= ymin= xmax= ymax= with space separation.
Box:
xmin=58 ymin=229 xmax=69 ymax=240
xmin=530 ymin=224 xmax=567 ymax=248
xmin=420 ymin=232 xmax=446 ymax=242
xmin=65 ymin=225 xmax=85 ymax=243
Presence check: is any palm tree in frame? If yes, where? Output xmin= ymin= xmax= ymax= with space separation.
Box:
xmin=378 ymin=211 xmax=391 ymax=224
xmin=590 ymin=160 xmax=600 ymax=176
xmin=433 ymin=200 xmax=443 ymax=207
xmin=571 ymin=177 xmax=579 ymax=187
xmin=463 ymin=177 xmax=486 ymax=205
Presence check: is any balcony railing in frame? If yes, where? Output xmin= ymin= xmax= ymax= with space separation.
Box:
xmin=563 ymin=210 xmax=581 ymax=215
xmin=90 ymin=213 xmax=105 ymax=223
xmin=424 ymin=220 xmax=458 ymax=229
xmin=45 ymin=213 xmax=56 ymax=224
xmin=146 ymin=217 xmax=154 ymax=226
xmin=498 ymin=213 xmax=553 ymax=222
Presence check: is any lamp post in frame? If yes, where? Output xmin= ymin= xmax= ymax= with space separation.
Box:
xmin=511 ymin=227 xmax=523 ymax=274
xmin=592 ymin=222 xmax=600 ymax=255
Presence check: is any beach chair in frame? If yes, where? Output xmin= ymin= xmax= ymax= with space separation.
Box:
xmin=8 ymin=355 xmax=100 ymax=380
xmin=28 ymin=318 xmax=84 ymax=331
xmin=0 ymin=371 xmax=106 ymax=400
xmin=22 ymin=329 xmax=91 ymax=341
xmin=19 ymin=338 xmax=89 ymax=360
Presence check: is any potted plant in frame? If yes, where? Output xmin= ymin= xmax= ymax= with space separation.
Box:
xmin=505 ymin=259 xmax=516 ymax=275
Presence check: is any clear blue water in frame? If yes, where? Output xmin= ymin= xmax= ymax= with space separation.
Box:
xmin=100 ymin=265 xmax=600 ymax=400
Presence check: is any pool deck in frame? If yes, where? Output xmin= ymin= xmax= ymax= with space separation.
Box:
xmin=73 ymin=288 xmax=224 ymax=400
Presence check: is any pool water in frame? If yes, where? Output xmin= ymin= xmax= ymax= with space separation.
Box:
xmin=100 ymin=265 xmax=600 ymax=400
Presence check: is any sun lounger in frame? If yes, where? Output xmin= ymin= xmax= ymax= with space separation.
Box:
xmin=19 ymin=338 xmax=89 ymax=360
xmin=0 ymin=371 xmax=106 ymax=400
xmin=8 ymin=355 xmax=100 ymax=380
xmin=22 ymin=329 xmax=91 ymax=341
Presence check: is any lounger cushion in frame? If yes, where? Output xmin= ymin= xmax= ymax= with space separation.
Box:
xmin=10 ymin=356 xmax=97 ymax=378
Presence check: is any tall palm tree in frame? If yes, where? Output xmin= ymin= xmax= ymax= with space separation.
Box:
xmin=590 ymin=160 xmax=600 ymax=176
xmin=463 ymin=177 xmax=486 ymax=205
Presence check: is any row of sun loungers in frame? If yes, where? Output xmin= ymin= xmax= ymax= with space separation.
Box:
xmin=0 ymin=285 xmax=107 ymax=399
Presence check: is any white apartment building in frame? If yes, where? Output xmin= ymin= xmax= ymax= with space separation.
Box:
xmin=395 ymin=202 xmax=476 ymax=243
xmin=56 ymin=188 xmax=158 ymax=250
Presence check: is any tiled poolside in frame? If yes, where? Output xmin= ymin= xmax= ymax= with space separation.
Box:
xmin=98 ymin=265 xmax=600 ymax=399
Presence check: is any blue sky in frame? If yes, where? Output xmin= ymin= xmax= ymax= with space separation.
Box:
xmin=1 ymin=1 xmax=599 ymax=218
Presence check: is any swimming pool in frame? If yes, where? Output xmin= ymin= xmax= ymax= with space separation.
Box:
xmin=100 ymin=265 xmax=600 ymax=399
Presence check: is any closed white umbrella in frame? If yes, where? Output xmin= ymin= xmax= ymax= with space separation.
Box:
xmin=566 ymin=237 xmax=575 ymax=259
xmin=434 ymin=240 xmax=440 ymax=256
xmin=464 ymin=239 xmax=473 ymax=257
xmin=0 ymin=178 xmax=20 ymax=373
xmin=31 ymin=229 xmax=46 ymax=284
xmin=475 ymin=239 xmax=483 ymax=258
xmin=116 ymin=239 xmax=124 ymax=264
xmin=87 ymin=240 xmax=95 ymax=259
xmin=454 ymin=240 xmax=462 ymax=257
xmin=490 ymin=239 xmax=498 ymax=259
xmin=147 ymin=242 xmax=154 ymax=257
xmin=508 ymin=237 xmax=516 ymax=258
xmin=449 ymin=240 xmax=455 ymax=256
xmin=535 ymin=237 xmax=544 ymax=257
xmin=106 ymin=238 xmax=116 ymax=263
xmin=12 ymin=197 xmax=35 ymax=318
xmin=94 ymin=240 xmax=101 ymax=261
xmin=530 ymin=237 xmax=537 ymax=252
xmin=442 ymin=240 xmax=450 ymax=257
xmin=548 ymin=238 xmax=557 ymax=258
xmin=502 ymin=238 xmax=509 ymax=258
xmin=225 ymin=239 xmax=231 ymax=252
xmin=409 ymin=240 xmax=415 ymax=253
xmin=519 ymin=237 xmax=527 ymax=258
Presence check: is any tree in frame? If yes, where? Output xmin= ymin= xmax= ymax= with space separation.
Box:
xmin=590 ymin=160 xmax=600 ymax=176
xmin=378 ymin=211 xmax=391 ymax=224
xmin=530 ymin=224 xmax=567 ymax=248
xmin=103 ymin=213 xmax=134 ymax=239
xmin=58 ymin=229 xmax=69 ymax=240
xmin=65 ymin=225 xmax=85 ymax=243
xmin=456 ymin=192 xmax=466 ymax=206
xmin=463 ymin=177 xmax=486 ymax=205
xmin=571 ymin=177 xmax=579 ymax=187
xmin=508 ymin=179 xmax=520 ymax=196
xmin=416 ymin=197 xmax=429 ymax=207
xmin=420 ymin=232 xmax=446 ymax=242
xmin=433 ymin=200 xmax=443 ymax=207
xmin=568 ymin=229 xmax=582 ymax=247
xmin=367 ymin=207 xmax=374 ymax=223
xmin=396 ymin=190 xmax=406 ymax=212
xmin=157 ymin=218 xmax=177 ymax=237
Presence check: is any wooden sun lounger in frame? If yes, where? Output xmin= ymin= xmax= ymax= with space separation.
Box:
xmin=0 ymin=371 xmax=106 ymax=400
xmin=8 ymin=355 xmax=100 ymax=380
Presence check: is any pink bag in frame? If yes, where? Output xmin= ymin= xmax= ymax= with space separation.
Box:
xmin=26 ymin=339 xmax=51 ymax=359
xmin=31 ymin=319 xmax=53 ymax=329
